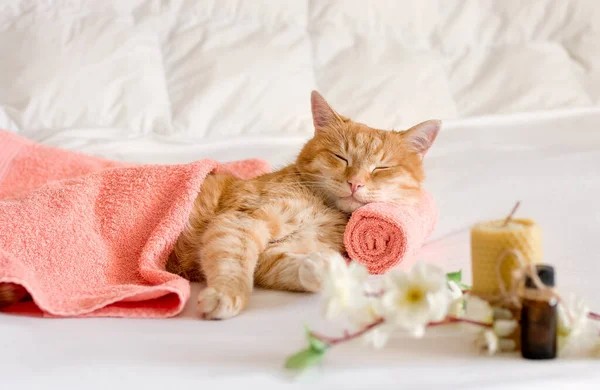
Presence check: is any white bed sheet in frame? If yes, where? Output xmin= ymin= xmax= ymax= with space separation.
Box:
xmin=2 ymin=110 xmax=600 ymax=389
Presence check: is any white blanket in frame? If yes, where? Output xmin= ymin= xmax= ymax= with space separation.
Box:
xmin=3 ymin=110 xmax=600 ymax=390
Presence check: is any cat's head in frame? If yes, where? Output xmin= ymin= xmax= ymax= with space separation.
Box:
xmin=297 ymin=91 xmax=440 ymax=213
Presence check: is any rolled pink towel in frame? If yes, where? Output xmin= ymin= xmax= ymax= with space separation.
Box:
xmin=344 ymin=191 xmax=438 ymax=274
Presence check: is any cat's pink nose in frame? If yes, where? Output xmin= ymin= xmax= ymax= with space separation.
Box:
xmin=348 ymin=179 xmax=365 ymax=194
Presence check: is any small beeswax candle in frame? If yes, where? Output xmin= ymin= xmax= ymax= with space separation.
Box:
xmin=471 ymin=218 xmax=542 ymax=295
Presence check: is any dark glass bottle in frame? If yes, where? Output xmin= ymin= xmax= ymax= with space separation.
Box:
xmin=520 ymin=264 xmax=558 ymax=360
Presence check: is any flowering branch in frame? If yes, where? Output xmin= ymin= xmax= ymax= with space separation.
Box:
xmin=429 ymin=316 xmax=493 ymax=328
xmin=286 ymin=312 xmax=496 ymax=370
xmin=310 ymin=315 xmax=493 ymax=346
xmin=285 ymin=256 xmax=599 ymax=372
xmin=285 ymin=265 xmax=498 ymax=370
xmin=310 ymin=317 xmax=386 ymax=346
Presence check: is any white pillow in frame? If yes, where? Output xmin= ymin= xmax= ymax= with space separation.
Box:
xmin=0 ymin=3 xmax=170 ymax=139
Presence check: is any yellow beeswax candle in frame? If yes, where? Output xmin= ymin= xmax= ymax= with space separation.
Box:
xmin=471 ymin=218 xmax=542 ymax=296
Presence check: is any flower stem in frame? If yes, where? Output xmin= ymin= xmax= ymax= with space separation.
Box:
xmin=364 ymin=290 xmax=384 ymax=298
xmin=310 ymin=318 xmax=386 ymax=346
xmin=428 ymin=316 xmax=493 ymax=328
xmin=310 ymin=314 xmax=493 ymax=349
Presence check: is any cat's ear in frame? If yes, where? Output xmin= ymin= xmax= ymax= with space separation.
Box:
xmin=403 ymin=120 xmax=441 ymax=158
xmin=311 ymin=90 xmax=343 ymax=133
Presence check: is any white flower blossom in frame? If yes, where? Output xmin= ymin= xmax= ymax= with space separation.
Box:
xmin=347 ymin=294 xmax=385 ymax=326
xmin=464 ymin=295 xmax=494 ymax=324
xmin=476 ymin=323 xmax=517 ymax=355
xmin=362 ymin=323 xmax=395 ymax=349
xmin=447 ymin=280 xmax=463 ymax=299
xmin=343 ymin=294 xmax=392 ymax=349
xmin=447 ymin=280 xmax=465 ymax=317
xmin=557 ymin=295 xmax=592 ymax=354
xmin=477 ymin=329 xmax=499 ymax=355
xmin=380 ymin=262 xmax=451 ymax=338
xmin=321 ymin=255 xmax=369 ymax=319
xmin=558 ymin=295 xmax=589 ymax=339
xmin=493 ymin=319 xmax=518 ymax=337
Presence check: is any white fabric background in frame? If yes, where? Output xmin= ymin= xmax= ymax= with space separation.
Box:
xmin=1 ymin=0 xmax=600 ymax=141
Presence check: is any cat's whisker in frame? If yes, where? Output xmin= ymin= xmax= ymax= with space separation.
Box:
xmin=268 ymin=171 xmax=330 ymax=178
xmin=250 ymin=182 xmax=324 ymax=188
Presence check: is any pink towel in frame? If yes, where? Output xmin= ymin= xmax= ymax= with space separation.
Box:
xmin=344 ymin=192 xmax=438 ymax=274
xmin=0 ymin=130 xmax=270 ymax=318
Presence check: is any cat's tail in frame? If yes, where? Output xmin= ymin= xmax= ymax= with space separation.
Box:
xmin=0 ymin=283 xmax=29 ymax=309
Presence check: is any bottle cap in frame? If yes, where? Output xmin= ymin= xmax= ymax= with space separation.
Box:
xmin=525 ymin=264 xmax=555 ymax=288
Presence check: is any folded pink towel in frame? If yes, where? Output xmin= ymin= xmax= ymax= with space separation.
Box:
xmin=344 ymin=192 xmax=438 ymax=274
xmin=0 ymin=130 xmax=270 ymax=318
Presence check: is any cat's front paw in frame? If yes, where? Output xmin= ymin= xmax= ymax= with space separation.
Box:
xmin=197 ymin=287 xmax=248 ymax=320
xmin=298 ymin=250 xmax=339 ymax=292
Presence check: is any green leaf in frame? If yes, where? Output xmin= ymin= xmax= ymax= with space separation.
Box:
xmin=284 ymin=348 xmax=325 ymax=370
xmin=446 ymin=270 xmax=462 ymax=283
xmin=305 ymin=326 xmax=328 ymax=352
xmin=447 ymin=269 xmax=471 ymax=290
xmin=284 ymin=326 xmax=329 ymax=370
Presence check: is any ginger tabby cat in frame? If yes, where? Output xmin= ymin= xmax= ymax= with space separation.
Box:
xmin=166 ymin=91 xmax=441 ymax=319
xmin=0 ymin=91 xmax=441 ymax=320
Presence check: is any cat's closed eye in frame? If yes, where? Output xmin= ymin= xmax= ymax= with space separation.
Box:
xmin=372 ymin=166 xmax=392 ymax=172
xmin=333 ymin=153 xmax=348 ymax=164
